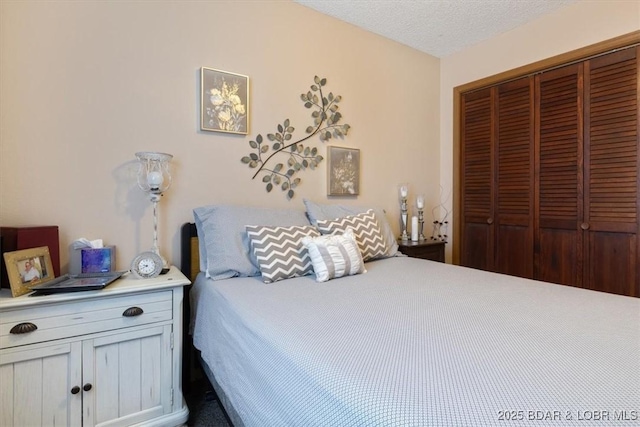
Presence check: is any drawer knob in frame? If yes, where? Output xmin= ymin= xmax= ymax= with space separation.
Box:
xmin=581 ymin=222 xmax=590 ymax=230
xmin=10 ymin=322 xmax=38 ymax=334
xmin=123 ymin=306 xmax=144 ymax=317
xmin=83 ymin=383 xmax=92 ymax=392
xmin=71 ymin=386 xmax=80 ymax=395
xmin=486 ymin=217 xmax=494 ymax=225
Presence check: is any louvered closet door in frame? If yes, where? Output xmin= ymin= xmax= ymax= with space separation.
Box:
xmin=495 ymin=77 xmax=535 ymax=278
xmin=535 ymin=64 xmax=583 ymax=286
xmin=583 ymin=47 xmax=639 ymax=297
xmin=461 ymin=88 xmax=494 ymax=270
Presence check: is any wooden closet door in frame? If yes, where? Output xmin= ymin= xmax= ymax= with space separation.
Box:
xmin=495 ymin=77 xmax=535 ymax=278
xmin=535 ymin=64 xmax=584 ymax=286
xmin=583 ymin=47 xmax=639 ymax=297
xmin=461 ymin=88 xmax=494 ymax=271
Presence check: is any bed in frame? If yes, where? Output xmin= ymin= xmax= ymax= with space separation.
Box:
xmin=182 ymin=201 xmax=640 ymax=427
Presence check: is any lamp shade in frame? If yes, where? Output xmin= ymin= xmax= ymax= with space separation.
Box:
xmin=135 ymin=151 xmax=173 ymax=194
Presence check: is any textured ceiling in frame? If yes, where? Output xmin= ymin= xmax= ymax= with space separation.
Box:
xmin=294 ymin=0 xmax=579 ymax=58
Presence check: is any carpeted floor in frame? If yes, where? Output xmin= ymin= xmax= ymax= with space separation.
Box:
xmin=184 ymin=380 xmax=232 ymax=427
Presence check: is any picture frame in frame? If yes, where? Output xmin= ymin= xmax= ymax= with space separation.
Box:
xmin=3 ymin=246 xmax=55 ymax=297
xmin=327 ymin=146 xmax=360 ymax=196
xmin=200 ymin=67 xmax=249 ymax=134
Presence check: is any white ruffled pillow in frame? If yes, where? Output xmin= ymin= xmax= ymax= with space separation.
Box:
xmin=301 ymin=229 xmax=366 ymax=282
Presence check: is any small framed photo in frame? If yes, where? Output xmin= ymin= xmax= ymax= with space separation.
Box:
xmin=201 ymin=67 xmax=249 ymax=134
xmin=327 ymin=146 xmax=360 ymax=196
xmin=3 ymin=246 xmax=55 ymax=297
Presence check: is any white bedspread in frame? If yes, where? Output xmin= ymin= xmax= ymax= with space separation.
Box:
xmin=191 ymin=257 xmax=640 ymax=426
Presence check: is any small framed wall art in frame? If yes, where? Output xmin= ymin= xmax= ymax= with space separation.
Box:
xmin=327 ymin=146 xmax=360 ymax=196
xmin=3 ymin=246 xmax=55 ymax=297
xmin=201 ymin=67 xmax=249 ymax=134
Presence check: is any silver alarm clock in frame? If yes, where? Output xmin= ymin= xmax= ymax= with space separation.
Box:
xmin=130 ymin=251 xmax=163 ymax=279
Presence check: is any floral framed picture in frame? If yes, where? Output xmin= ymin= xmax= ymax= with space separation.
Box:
xmin=327 ymin=146 xmax=360 ymax=196
xmin=3 ymin=246 xmax=55 ymax=297
xmin=201 ymin=67 xmax=249 ymax=134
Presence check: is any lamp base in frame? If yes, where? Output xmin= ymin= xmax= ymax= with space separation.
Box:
xmin=154 ymin=251 xmax=170 ymax=271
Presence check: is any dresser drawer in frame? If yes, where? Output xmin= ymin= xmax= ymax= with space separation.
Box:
xmin=1 ymin=290 xmax=173 ymax=348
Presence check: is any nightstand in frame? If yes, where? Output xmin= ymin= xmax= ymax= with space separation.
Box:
xmin=0 ymin=267 xmax=190 ymax=427
xmin=398 ymin=239 xmax=446 ymax=262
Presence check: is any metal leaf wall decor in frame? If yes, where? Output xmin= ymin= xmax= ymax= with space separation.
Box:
xmin=241 ymin=76 xmax=351 ymax=200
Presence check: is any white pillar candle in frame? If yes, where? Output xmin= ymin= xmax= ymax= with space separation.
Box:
xmin=411 ymin=216 xmax=419 ymax=241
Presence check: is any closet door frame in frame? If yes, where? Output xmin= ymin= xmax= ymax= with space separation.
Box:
xmin=453 ymin=31 xmax=640 ymax=265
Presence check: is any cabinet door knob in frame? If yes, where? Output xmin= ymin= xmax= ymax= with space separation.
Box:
xmin=10 ymin=322 xmax=38 ymax=334
xmin=581 ymin=222 xmax=590 ymax=230
xmin=70 ymin=386 xmax=80 ymax=395
xmin=83 ymin=383 xmax=92 ymax=392
xmin=123 ymin=306 xmax=144 ymax=317
xmin=486 ymin=218 xmax=494 ymax=225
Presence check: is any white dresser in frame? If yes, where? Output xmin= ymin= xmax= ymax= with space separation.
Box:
xmin=0 ymin=267 xmax=190 ymax=427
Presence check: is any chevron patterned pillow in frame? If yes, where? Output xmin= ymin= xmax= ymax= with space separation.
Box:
xmin=316 ymin=209 xmax=388 ymax=261
xmin=246 ymin=224 xmax=320 ymax=283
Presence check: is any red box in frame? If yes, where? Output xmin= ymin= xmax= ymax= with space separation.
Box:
xmin=1 ymin=226 xmax=60 ymax=288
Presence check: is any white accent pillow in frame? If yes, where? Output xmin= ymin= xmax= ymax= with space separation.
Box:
xmin=301 ymin=229 xmax=366 ymax=282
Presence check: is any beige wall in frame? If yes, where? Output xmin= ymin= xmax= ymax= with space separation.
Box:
xmin=0 ymin=1 xmax=440 ymax=272
xmin=440 ymin=0 xmax=640 ymax=261
xmin=4 ymin=0 xmax=636 ymax=272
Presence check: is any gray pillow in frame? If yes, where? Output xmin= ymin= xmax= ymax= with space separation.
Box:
xmin=303 ymin=199 xmax=399 ymax=257
xmin=193 ymin=205 xmax=310 ymax=280
xmin=246 ymin=225 xmax=320 ymax=283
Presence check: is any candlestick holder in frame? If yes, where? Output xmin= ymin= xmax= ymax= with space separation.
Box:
xmin=399 ymin=184 xmax=409 ymax=241
xmin=400 ymin=196 xmax=409 ymax=241
xmin=418 ymin=208 xmax=425 ymax=241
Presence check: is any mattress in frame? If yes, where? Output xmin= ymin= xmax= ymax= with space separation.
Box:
xmin=190 ymin=257 xmax=640 ymax=426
